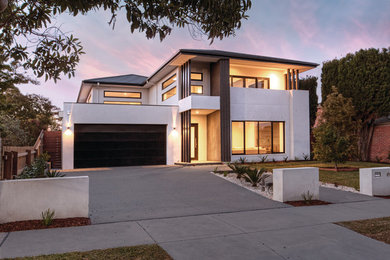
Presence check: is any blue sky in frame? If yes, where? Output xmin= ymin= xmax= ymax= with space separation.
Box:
xmin=17 ymin=0 xmax=390 ymax=108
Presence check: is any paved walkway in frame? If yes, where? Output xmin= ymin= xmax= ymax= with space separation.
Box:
xmin=1 ymin=166 xmax=390 ymax=259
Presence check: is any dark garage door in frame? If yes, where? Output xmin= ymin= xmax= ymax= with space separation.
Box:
xmin=74 ymin=124 xmax=166 ymax=168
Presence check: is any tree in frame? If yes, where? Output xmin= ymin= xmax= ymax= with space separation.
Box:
xmin=313 ymin=87 xmax=358 ymax=170
xmin=0 ymin=88 xmax=59 ymax=145
xmin=299 ymin=76 xmax=318 ymax=129
xmin=321 ymin=48 xmax=390 ymax=161
xmin=0 ymin=0 xmax=252 ymax=87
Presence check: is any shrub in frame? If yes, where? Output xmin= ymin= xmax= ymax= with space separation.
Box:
xmin=46 ymin=170 xmax=66 ymax=178
xmin=303 ymin=153 xmax=310 ymax=161
xmin=237 ymin=157 xmax=247 ymax=164
xmin=272 ymin=158 xmax=276 ymax=163
xmin=41 ymin=208 xmax=55 ymax=226
xmin=227 ymin=163 xmax=249 ymax=179
xmin=17 ymin=152 xmax=60 ymax=179
xmin=375 ymin=156 xmax=382 ymax=163
xmin=243 ymin=167 xmax=267 ymax=187
xmin=259 ymin=155 xmax=268 ymax=163
xmin=301 ymin=191 xmax=314 ymax=205
xmin=283 ymin=156 xmax=288 ymax=162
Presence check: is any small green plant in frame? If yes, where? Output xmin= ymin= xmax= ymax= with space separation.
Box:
xmin=227 ymin=163 xmax=249 ymax=179
xmin=334 ymin=182 xmax=339 ymax=187
xmin=303 ymin=153 xmax=310 ymax=161
xmin=259 ymin=155 xmax=268 ymax=163
xmin=223 ymin=171 xmax=228 ymax=177
xmin=237 ymin=157 xmax=247 ymax=164
xmin=41 ymin=208 xmax=55 ymax=226
xmin=46 ymin=170 xmax=66 ymax=178
xmin=301 ymin=191 xmax=314 ymax=205
xmin=272 ymin=158 xmax=276 ymax=163
xmin=283 ymin=156 xmax=288 ymax=162
xmin=213 ymin=166 xmax=219 ymax=173
xmin=375 ymin=156 xmax=382 ymax=163
xmin=242 ymin=167 xmax=267 ymax=187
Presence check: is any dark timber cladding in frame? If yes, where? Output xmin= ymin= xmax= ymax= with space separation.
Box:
xmin=180 ymin=60 xmax=191 ymax=99
xmin=181 ymin=110 xmax=191 ymax=162
xmin=286 ymin=69 xmax=299 ymax=90
xmin=219 ymin=59 xmax=231 ymax=162
xmin=74 ymin=124 xmax=166 ymax=168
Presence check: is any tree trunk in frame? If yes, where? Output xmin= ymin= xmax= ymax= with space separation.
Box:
xmin=358 ymin=120 xmax=375 ymax=161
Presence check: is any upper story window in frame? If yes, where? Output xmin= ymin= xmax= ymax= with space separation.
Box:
xmin=104 ymin=101 xmax=142 ymax=105
xmin=162 ymin=74 xmax=176 ymax=90
xmin=162 ymin=87 xmax=177 ymax=101
xmin=230 ymin=76 xmax=270 ymax=89
xmin=191 ymin=72 xmax=203 ymax=81
xmin=191 ymin=85 xmax=203 ymax=94
xmin=104 ymin=91 xmax=142 ymax=99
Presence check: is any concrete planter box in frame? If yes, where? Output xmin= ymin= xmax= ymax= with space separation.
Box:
xmin=273 ymin=167 xmax=319 ymax=202
xmin=0 ymin=176 xmax=89 ymax=224
xmin=360 ymin=167 xmax=390 ymax=196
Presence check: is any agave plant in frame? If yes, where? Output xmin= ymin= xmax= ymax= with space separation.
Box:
xmin=243 ymin=167 xmax=267 ymax=187
xmin=227 ymin=163 xmax=249 ymax=179
xmin=46 ymin=170 xmax=66 ymax=178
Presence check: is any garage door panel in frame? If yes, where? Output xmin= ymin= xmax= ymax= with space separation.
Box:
xmin=74 ymin=124 xmax=166 ymax=168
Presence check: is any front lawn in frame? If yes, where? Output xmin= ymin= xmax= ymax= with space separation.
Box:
xmin=337 ymin=217 xmax=390 ymax=245
xmin=250 ymin=161 xmax=390 ymax=191
xmin=10 ymin=244 xmax=172 ymax=260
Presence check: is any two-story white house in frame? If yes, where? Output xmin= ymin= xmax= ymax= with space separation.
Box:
xmin=62 ymin=49 xmax=318 ymax=169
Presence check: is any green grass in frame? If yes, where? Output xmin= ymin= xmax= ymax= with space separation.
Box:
xmin=337 ymin=217 xmax=390 ymax=245
xmin=248 ymin=161 xmax=390 ymax=191
xmin=10 ymin=244 xmax=173 ymax=260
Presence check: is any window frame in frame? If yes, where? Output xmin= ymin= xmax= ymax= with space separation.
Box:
xmin=232 ymin=120 xmax=285 ymax=155
xmin=191 ymin=85 xmax=204 ymax=94
xmin=104 ymin=91 xmax=142 ymax=99
xmin=162 ymin=86 xmax=177 ymax=101
xmin=103 ymin=101 xmax=142 ymax=105
xmin=230 ymin=75 xmax=270 ymax=89
xmin=162 ymin=74 xmax=177 ymax=90
xmin=191 ymin=72 xmax=203 ymax=81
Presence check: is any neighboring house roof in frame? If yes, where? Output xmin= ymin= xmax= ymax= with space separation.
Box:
xmin=82 ymin=74 xmax=148 ymax=86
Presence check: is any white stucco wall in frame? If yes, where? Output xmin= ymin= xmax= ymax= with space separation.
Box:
xmin=0 ymin=176 xmax=89 ymax=223
xmin=62 ymin=103 xmax=180 ymax=169
xmin=360 ymin=167 xmax=390 ymax=196
xmin=230 ymin=88 xmax=310 ymax=162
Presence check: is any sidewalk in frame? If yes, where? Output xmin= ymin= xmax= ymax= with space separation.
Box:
xmin=1 ymin=198 xmax=390 ymax=259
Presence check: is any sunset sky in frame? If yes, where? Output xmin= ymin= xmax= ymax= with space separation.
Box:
xmin=17 ymin=0 xmax=390 ymax=108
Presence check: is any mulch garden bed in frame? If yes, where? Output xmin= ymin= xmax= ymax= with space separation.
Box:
xmin=285 ymin=200 xmax=332 ymax=207
xmin=319 ymin=167 xmax=359 ymax=172
xmin=374 ymin=195 xmax=390 ymax=199
xmin=0 ymin=217 xmax=91 ymax=232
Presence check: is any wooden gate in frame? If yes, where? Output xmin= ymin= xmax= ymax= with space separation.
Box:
xmin=43 ymin=131 xmax=62 ymax=169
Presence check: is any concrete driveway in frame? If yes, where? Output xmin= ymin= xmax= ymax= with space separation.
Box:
xmin=68 ymin=165 xmax=288 ymax=223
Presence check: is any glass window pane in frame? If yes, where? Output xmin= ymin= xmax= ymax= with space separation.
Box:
xmin=245 ymin=122 xmax=258 ymax=154
xmin=231 ymin=77 xmax=244 ymax=88
xmin=191 ymin=85 xmax=203 ymax=94
xmin=272 ymin=122 xmax=284 ymax=153
xmin=232 ymin=122 xmax=244 ymax=154
xmin=259 ymin=122 xmax=272 ymax=154
xmin=258 ymin=78 xmax=270 ymax=89
xmin=162 ymin=74 xmax=176 ymax=89
xmin=191 ymin=72 xmax=203 ymax=81
xmin=104 ymin=91 xmax=141 ymax=99
xmin=246 ymin=78 xmax=256 ymax=88
xmin=162 ymin=87 xmax=177 ymax=101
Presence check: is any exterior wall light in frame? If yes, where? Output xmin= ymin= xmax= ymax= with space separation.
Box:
xmin=64 ymin=127 xmax=73 ymax=136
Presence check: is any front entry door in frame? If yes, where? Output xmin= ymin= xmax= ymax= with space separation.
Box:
xmin=190 ymin=123 xmax=199 ymax=161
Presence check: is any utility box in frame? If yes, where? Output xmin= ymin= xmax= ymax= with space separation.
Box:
xmin=360 ymin=167 xmax=390 ymax=196
xmin=273 ymin=167 xmax=319 ymax=202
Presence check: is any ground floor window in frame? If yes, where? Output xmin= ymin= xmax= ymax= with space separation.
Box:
xmin=232 ymin=121 xmax=285 ymax=155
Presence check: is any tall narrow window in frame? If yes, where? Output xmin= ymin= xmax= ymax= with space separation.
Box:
xmin=245 ymin=122 xmax=258 ymax=154
xmin=162 ymin=74 xmax=176 ymax=89
xmin=191 ymin=72 xmax=203 ymax=81
xmin=272 ymin=122 xmax=285 ymax=153
xmin=232 ymin=122 xmax=244 ymax=154
xmin=259 ymin=122 xmax=272 ymax=154
xmin=162 ymin=87 xmax=177 ymax=101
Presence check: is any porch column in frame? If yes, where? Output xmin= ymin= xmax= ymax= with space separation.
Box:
xmin=286 ymin=69 xmax=291 ymax=90
xmin=219 ymin=59 xmax=231 ymax=162
xmin=295 ymin=70 xmax=300 ymax=90
xmin=181 ymin=110 xmax=191 ymax=162
xmin=292 ymin=69 xmax=296 ymax=90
